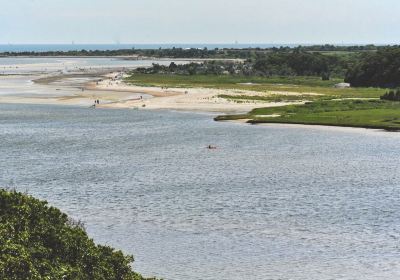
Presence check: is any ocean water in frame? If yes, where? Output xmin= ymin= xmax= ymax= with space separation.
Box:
xmin=1 ymin=104 xmax=400 ymax=280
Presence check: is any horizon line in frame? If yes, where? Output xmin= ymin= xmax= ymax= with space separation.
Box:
xmin=0 ymin=42 xmax=398 ymax=46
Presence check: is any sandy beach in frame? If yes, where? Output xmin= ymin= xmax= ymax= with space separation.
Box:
xmin=87 ymin=73 xmax=306 ymax=113
xmin=0 ymin=57 xmax=312 ymax=113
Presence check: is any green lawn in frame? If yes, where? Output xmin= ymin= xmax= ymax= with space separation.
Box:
xmin=216 ymin=100 xmax=400 ymax=131
xmin=217 ymin=94 xmax=323 ymax=103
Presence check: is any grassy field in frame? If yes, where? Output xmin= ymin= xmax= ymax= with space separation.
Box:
xmin=217 ymin=94 xmax=321 ymax=103
xmin=216 ymin=100 xmax=400 ymax=131
xmin=125 ymin=74 xmax=386 ymax=98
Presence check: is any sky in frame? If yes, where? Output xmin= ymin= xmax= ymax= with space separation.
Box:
xmin=1 ymin=0 xmax=400 ymax=44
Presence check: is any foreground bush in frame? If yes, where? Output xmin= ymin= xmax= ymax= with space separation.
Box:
xmin=0 ymin=189 xmax=147 ymax=280
xmin=381 ymin=89 xmax=400 ymax=101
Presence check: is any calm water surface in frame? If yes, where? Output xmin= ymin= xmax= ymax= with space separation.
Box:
xmin=1 ymin=104 xmax=400 ymax=280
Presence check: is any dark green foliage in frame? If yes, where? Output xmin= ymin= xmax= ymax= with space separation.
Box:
xmin=246 ymin=48 xmax=356 ymax=77
xmin=345 ymin=47 xmax=400 ymax=87
xmin=0 ymin=189 xmax=147 ymax=280
xmin=0 ymin=47 xmax=223 ymax=59
xmin=134 ymin=61 xmax=237 ymax=75
xmin=293 ymin=44 xmax=377 ymax=52
xmin=381 ymin=89 xmax=400 ymax=101
xmin=321 ymin=72 xmax=330 ymax=81
xmin=133 ymin=50 xmax=353 ymax=78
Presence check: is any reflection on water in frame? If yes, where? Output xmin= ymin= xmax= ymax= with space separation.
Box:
xmin=1 ymin=104 xmax=400 ymax=280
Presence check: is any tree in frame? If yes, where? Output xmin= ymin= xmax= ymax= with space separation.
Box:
xmin=345 ymin=47 xmax=400 ymax=87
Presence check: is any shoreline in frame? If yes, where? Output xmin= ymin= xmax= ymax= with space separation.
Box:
xmin=2 ymin=99 xmax=395 ymax=135
xmin=218 ymin=119 xmax=400 ymax=133
xmin=19 ymin=69 xmax=304 ymax=113
xmin=85 ymin=71 xmax=306 ymax=113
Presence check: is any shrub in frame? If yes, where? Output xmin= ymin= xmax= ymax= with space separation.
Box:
xmin=380 ymin=89 xmax=400 ymax=101
xmin=0 ymin=189 xmax=148 ymax=280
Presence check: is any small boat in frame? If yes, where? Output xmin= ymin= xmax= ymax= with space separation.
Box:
xmin=207 ymin=145 xmax=217 ymax=150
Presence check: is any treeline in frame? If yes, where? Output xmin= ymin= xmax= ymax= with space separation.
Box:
xmin=0 ymin=45 xmax=381 ymax=59
xmin=250 ymin=50 xmax=350 ymax=77
xmin=130 ymin=46 xmax=400 ymax=88
xmin=135 ymin=61 xmax=247 ymax=75
xmin=0 ymin=48 xmax=229 ymax=58
xmin=0 ymin=49 xmax=141 ymax=57
xmin=345 ymin=47 xmax=400 ymax=88
xmin=0 ymin=189 xmax=149 ymax=280
xmin=0 ymin=47 xmax=247 ymax=59
xmin=5 ymin=45 xmax=400 ymax=88
xmin=134 ymin=50 xmax=355 ymax=78
xmin=295 ymin=44 xmax=378 ymax=52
